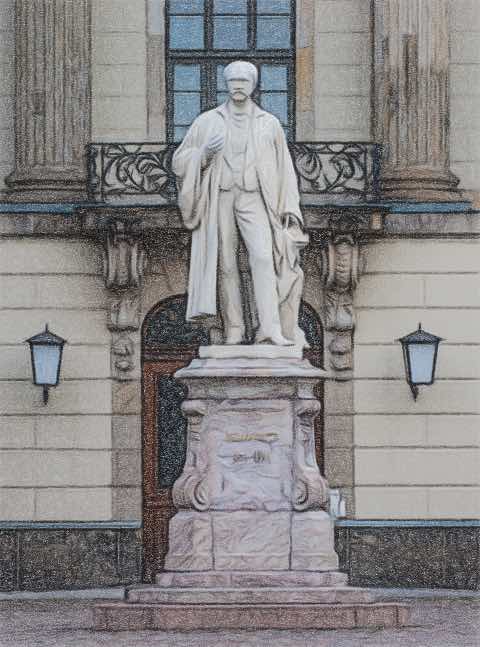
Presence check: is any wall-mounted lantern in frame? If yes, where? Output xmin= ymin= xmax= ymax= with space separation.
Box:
xmin=398 ymin=323 xmax=443 ymax=400
xmin=25 ymin=325 xmax=66 ymax=404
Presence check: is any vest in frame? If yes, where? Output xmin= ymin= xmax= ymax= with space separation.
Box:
xmin=219 ymin=110 xmax=259 ymax=191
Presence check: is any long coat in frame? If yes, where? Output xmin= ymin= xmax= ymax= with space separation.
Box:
xmin=172 ymin=101 xmax=305 ymax=321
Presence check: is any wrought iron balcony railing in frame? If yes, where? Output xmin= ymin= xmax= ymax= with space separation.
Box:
xmin=87 ymin=141 xmax=381 ymax=206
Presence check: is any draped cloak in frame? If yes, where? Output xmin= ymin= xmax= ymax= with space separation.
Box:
xmin=172 ymin=101 xmax=305 ymax=321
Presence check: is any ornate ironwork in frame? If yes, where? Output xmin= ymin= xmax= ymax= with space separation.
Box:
xmin=291 ymin=142 xmax=381 ymax=202
xmin=87 ymin=141 xmax=381 ymax=204
xmin=87 ymin=143 xmax=178 ymax=204
xmin=143 ymin=295 xmax=210 ymax=350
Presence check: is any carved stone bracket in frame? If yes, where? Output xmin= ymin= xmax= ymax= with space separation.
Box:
xmin=172 ymin=400 xmax=210 ymax=511
xmin=293 ymin=400 xmax=329 ymax=511
xmin=103 ymin=219 xmax=147 ymax=381
xmin=320 ymin=234 xmax=361 ymax=379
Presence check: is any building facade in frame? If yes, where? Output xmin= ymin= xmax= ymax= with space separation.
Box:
xmin=0 ymin=0 xmax=479 ymax=591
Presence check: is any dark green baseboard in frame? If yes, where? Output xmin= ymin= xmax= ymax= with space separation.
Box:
xmin=0 ymin=521 xmax=478 ymax=592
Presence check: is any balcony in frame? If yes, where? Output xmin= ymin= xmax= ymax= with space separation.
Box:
xmin=87 ymin=142 xmax=381 ymax=207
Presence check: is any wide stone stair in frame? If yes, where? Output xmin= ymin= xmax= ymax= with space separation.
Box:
xmin=94 ymin=571 xmax=410 ymax=631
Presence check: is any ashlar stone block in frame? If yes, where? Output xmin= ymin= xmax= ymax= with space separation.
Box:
xmin=164 ymin=512 xmax=213 ymax=571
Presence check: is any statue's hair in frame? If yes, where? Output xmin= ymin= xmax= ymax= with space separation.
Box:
xmin=223 ymin=61 xmax=258 ymax=87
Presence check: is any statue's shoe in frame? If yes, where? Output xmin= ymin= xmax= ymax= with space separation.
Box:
xmin=256 ymin=332 xmax=295 ymax=346
xmin=224 ymin=328 xmax=244 ymax=344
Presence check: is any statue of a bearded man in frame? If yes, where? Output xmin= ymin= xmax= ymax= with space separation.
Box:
xmin=173 ymin=60 xmax=308 ymax=347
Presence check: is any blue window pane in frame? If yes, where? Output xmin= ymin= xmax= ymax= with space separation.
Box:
xmin=257 ymin=16 xmax=291 ymax=48
xmin=174 ymin=64 xmax=201 ymax=90
xmin=169 ymin=16 xmax=204 ymax=49
xmin=261 ymin=65 xmax=287 ymax=90
xmin=257 ymin=0 xmax=290 ymax=14
xmin=170 ymin=0 xmax=204 ymax=13
xmin=217 ymin=65 xmax=227 ymax=91
xmin=174 ymin=92 xmax=201 ymax=124
xmin=217 ymin=92 xmax=229 ymax=105
xmin=261 ymin=92 xmax=288 ymax=124
xmin=174 ymin=126 xmax=189 ymax=142
xmin=213 ymin=16 xmax=247 ymax=49
xmin=214 ymin=0 xmax=247 ymax=13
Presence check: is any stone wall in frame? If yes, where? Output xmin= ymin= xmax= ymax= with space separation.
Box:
xmin=354 ymin=238 xmax=480 ymax=519
xmin=0 ymin=0 xmax=14 ymax=191
xmin=91 ymin=0 xmax=148 ymax=142
xmin=0 ymin=237 xmax=114 ymax=521
xmin=450 ymin=0 xmax=480 ymax=196
xmin=313 ymin=0 xmax=371 ymax=141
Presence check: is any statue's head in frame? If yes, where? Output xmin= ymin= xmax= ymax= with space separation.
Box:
xmin=224 ymin=61 xmax=258 ymax=103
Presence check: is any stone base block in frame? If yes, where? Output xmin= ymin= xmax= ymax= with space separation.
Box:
xmin=164 ymin=510 xmax=338 ymax=572
xmin=163 ymin=512 xmax=213 ymax=571
xmin=291 ymin=511 xmax=339 ymax=571
xmin=126 ymin=586 xmax=376 ymax=605
xmin=94 ymin=601 xmax=411 ymax=631
xmin=155 ymin=570 xmax=348 ymax=588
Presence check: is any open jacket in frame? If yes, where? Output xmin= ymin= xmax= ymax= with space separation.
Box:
xmin=172 ymin=100 xmax=304 ymax=321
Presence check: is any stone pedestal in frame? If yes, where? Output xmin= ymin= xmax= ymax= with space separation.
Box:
xmin=164 ymin=346 xmax=337 ymax=574
xmin=95 ymin=346 xmax=410 ymax=630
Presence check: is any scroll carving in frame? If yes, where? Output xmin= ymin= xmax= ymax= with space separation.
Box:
xmin=103 ymin=220 xmax=146 ymax=290
xmin=172 ymin=400 xmax=210 ymax=512
xmin=293 ymin=400 xmax=329 ymax=511
xmin=321 ymin=234 xmax=361 ymax=379
xmin=103 ymin=219 xmax=147 ymax=380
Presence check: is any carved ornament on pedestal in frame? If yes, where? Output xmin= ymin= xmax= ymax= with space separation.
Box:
xmin=293 ymin=400 xmax=329 ymax=511
xmin=172 ymin=400 xmax=210 ymax=512
xmin=103 ymin=220 xmax=147 ymax=380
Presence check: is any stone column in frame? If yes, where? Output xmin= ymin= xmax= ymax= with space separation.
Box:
xmin=6 ymin=0 xmax=91 ymax=201
xmin=374 ymin=0 xmax=460 ymax=201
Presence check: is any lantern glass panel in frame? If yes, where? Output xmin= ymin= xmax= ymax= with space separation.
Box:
xmin=32 ymin=345 xmax=61 ymax=385
xmin=408 ymin=343 xmax=436 ymax=384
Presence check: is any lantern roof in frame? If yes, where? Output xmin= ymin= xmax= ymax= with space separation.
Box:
xmin=398 ymin=323 xmax=443 ymax=345
xmin=25 ymin=325 xmax=66 ymax=346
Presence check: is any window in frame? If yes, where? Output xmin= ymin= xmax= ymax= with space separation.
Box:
xmin=166 ymin=0 xmax=295 ymax=141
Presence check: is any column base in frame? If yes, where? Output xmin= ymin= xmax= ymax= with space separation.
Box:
xmin=4 ymin=170 xmax=89 ymax=203
xmin=379 ymin=167 xmax=461 ymax=202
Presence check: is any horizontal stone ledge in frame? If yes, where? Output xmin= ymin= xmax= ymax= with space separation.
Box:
xmin=0 ymin=519 xmax=477 ymax=530
xmin=0 ymin=520 xmax=142 ymax=529
xmin=336 ymin=519 xmax=480 ymax=527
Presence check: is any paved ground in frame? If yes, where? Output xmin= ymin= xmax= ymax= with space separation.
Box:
xmin=0 ymin=595 xmax=478 ymax=647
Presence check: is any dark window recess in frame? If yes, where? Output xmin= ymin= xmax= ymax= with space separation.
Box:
xmin=166 ymin=0 xmax=295 ymax=141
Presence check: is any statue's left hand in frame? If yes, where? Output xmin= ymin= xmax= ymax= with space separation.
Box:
xmin=282 ymin=213 xmax=302 ymax=230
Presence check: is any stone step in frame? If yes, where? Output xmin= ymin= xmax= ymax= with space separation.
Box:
xmin=94 ymin=601 xmax=411 ymax=631
xmin=155 ymin=570 xmax=348 ymax=588
xmin=126 ymin=586 xmax=376 ymax=605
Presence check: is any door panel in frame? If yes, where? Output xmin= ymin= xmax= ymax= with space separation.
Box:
xmin=142 ymin=357 xmax=193 ymax=582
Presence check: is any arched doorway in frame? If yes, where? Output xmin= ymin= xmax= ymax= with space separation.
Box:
xmin=141 ymin=294 xmax=324 ymax=582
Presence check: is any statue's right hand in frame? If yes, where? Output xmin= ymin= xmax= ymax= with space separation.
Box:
xmin=201 ymin=133 xmax=225 ymax=166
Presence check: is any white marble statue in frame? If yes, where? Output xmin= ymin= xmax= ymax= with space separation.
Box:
xmin=173 ymin=60 xmax=308 ymax=347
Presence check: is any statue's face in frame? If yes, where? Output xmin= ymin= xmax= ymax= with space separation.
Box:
xmin=226 ymin=76 xmax=255 ymax=102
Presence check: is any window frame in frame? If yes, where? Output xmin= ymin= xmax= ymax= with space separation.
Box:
xmin=165 ymin=0 xmax=296 ymax=142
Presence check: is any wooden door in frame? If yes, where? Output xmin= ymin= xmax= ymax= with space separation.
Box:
xmin=142 ymin=354 xmax=195 ymax=582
